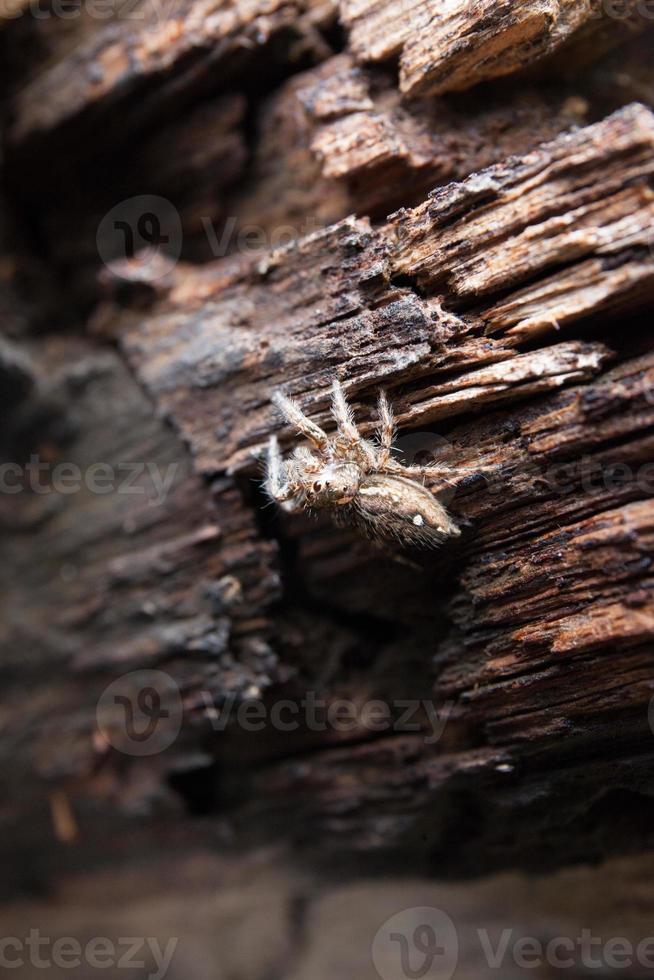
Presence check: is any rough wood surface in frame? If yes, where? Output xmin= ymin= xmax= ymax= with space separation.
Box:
xmin=0 ymin=102 xmax=639 ymax=884
xmin=2 ymin=0 xmax=654 ymax=931
xmin=390 ymin=103 xmax=654 ymax=301
xmin=341 ymin=0 xmax=645 ymax=97
xmin=94 ymin=104 xmax=654 ymax=477
xmin=241 ymin=54 xmax=589 ymax=223
xmin=0 ymin=337 xmax=283 ymax=893
xmin=6 ymin=0 xmax=335 ymax=143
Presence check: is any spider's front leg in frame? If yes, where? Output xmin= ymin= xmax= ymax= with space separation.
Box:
xmin=272 ymin=391 xmax=330 ymax=455
xmin=375 ymin=389 xmax=395 ymax=468
xmin=330 ymin=379 xmax=377 ymax=468
xmin=265 ymin=435 xmax=303 ymax=513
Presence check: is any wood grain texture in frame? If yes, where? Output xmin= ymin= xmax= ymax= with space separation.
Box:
xmin=281 ymin=54 xmax=588 ymax=220
xmin=34 ymin=103 xmax=645 ymax=875
xmin=95 ymin=105 xmax=654 ymax=478
xmin=7 ymin=0 xmax=336 ymax=142
xmin=2 ymin=5 xmax=654 ymax=902
xmin=340 ymin=0 xmax=645 ymax=98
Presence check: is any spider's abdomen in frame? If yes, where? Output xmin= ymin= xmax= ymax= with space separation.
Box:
xmin=347 ymin=474 xmax=460 ymax=548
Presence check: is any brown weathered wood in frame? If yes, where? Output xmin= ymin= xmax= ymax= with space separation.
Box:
xmin=28 ymin=102 xmax=643 ymax=877
xmin=341 ymin=0 xmax=645 ymax=98
xmin=2 ymin=0 xmax=654 ymax=930
xmin=92 ymin=105 xmax=654 ymax=479
xmin=390 ymin=103 xmax=654 ymax=299
xmin=6 ymin=0 xmax=335 ymax=143
xmin=0 ymin=335 xmax=283 ymax=892
xmin=243 ymin=53 xmax=589 ymax=223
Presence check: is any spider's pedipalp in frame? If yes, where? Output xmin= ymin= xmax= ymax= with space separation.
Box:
xmin=291 ymin=445 xmax=322 ymax=478
xmin=331 ymin=379 xmax=359 ymax=444
xmin=292 ymin=445 xmax=316 ymax=464
xmin=272 ymin=390 xmax=329 ymax=452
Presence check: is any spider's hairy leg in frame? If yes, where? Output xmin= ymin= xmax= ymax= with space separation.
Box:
xmin=264 ymin=435 xmax=285 ymax=499
xmin=381 ymin=456 xmax=489 ymax=483
xmin=331 ymin=379 xmax=360 ymax=444
xmin=272 ymin=390 xmax=329 ymax=453
xmin=265 ymin=436 xmax=301 ymax=511
xmin=376 ymin=389 xmax=395 ymax=466
xmin=331 ymin=379 xmax=377 ymax=467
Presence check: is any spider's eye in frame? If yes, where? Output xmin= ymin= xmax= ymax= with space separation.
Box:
xmin=313 ymin=482 xmax=322 ymax=492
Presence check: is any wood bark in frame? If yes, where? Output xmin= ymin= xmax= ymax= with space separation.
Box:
xmin=2 ymin=0 xmax=654 ymax=920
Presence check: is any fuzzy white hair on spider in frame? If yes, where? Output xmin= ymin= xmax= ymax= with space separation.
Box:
xmin=265 ymin=379 xmax=467 ymax=548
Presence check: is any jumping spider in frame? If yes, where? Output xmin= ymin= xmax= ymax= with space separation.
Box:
xmin=265 ymin=380 xmax=474 ymax=549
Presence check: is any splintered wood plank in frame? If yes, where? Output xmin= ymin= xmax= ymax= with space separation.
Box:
xmin=102 ymin=233 xmax=610 ymax=475
xmin=95 ymin=106 xmax=654 ymax=481
xmin=340 ymin=0 xmax=644 ymax=98
xmin=296 ymin=55 xmax=587 ymax=217
xmin=390 ymin=102 xmax=654 ymax=303
xmin=189 ymin=52 xmax=591 ymax=248
xmin=84 ymin=96 xmax=654 ymax=876
xmin=484 ymin=257 xmax=654 ymax=340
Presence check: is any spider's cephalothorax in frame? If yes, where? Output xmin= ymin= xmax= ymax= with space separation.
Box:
xmin=265 ymin=380 xmax=468 ymax=549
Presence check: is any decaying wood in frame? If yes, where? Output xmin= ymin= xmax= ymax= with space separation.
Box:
xmin=5 ymin=92 xmax=250 ymax=306
xmin=94 ymin=104 xmax=654 ymax=478
xmin=0 ymin=101 xmax=632 ymax=879
xmin=234 ymin=53 xmax=589 ymax=226
xmin=341 ymin=0 xmax=645 ymax=98
xmin=6 ymin=0 xmax=335 ymax=143
xmin=0 ymin=337 xmax=283 ymax=892
xmin=6 ymin=14 xmax=651 ymax=314
xmin=2 ymin=0 xmax=654 ymax=917
xmin=390 ymin=103 xmax=654 ymax=301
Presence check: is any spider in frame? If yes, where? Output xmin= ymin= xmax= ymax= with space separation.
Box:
xmin=265 ymin=380 xmax=474 ymax=549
